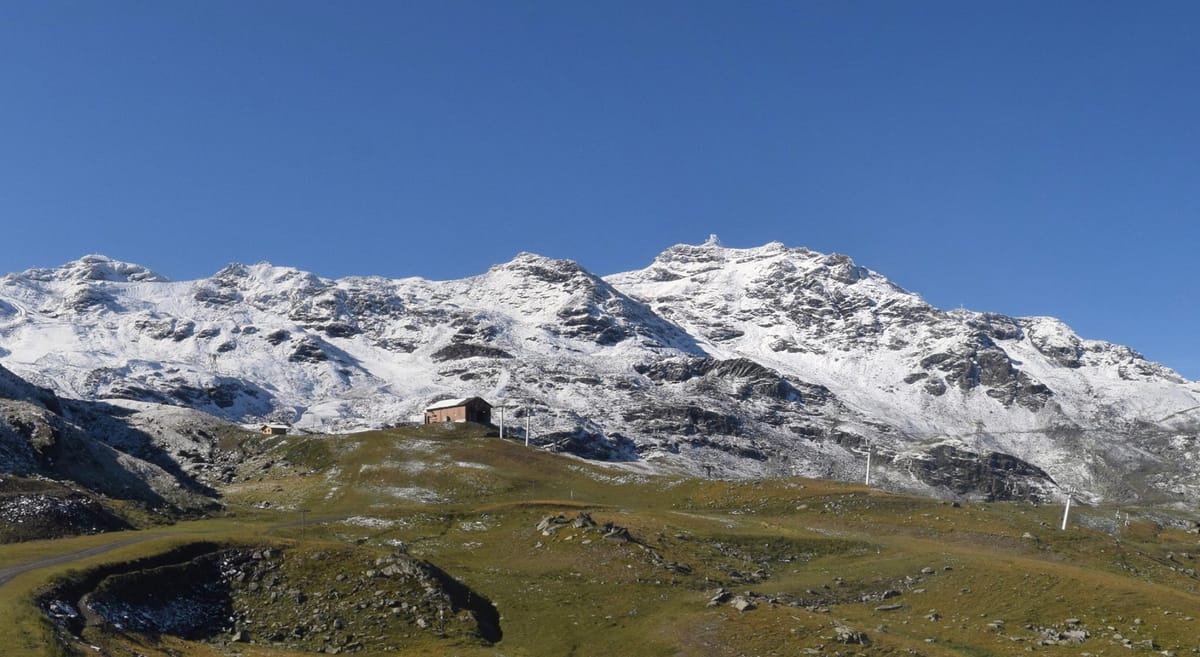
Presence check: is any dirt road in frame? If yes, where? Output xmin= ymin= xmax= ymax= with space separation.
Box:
xmin=0 ymin=513 xmax=342 ymax=589
xmin=0 ymin=534 xmax=161 ymax=588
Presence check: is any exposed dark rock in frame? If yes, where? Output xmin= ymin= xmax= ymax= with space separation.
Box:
xmin=372 ymin=337 xmax=416 ymax=353
xmin=636 ymin=357 xmax=810 ymax=402
xmin=87 ymin=551 xmax=232 ymax=638
xmin=897 ymin=444 xmax=1055 ymax=501
xmin=322 ymin=323 xmax=359 ymax=338
xmin=541 ymin=429 xmax=638 ymax=461
xmin=169 ymin=380 xmax=263 ymax=410
xmin=707 ymin=326 xmax=745 ymax=341
xmin=553 ymin=307 xmax=631 ymax=345
xmin=288 ymin=338 xmax=329 ymax=363
xmin=0 ymin=489 xmax=132 ymax=542
xmin=965 ymin=312 xmax=1024 ymax=342
xmin=193 ymin=286 xmax=241 ymax=307
xmin=264 ymin=329 xmax=291 ymax=346
xmin=622 ymin=405 xmax=742 ymax=437
xmin=60 ymin=286 xmax=121 ymax=314
xmin=1024 ymin=324 xmax=1084 ymax=368
xmin=915 ymin=335 xmax=1053 ymax=410
xmin=678 ymin=436 xmax=767 ymax=461
xmin=430 ymin=343 xmax=513 ymax=362
xmin=132 ymin=316 xmax=194 ymax=341
xmin=449 ymin=320 xmax=501 ymax=343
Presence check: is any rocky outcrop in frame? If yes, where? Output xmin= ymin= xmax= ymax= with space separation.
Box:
xmin=1 ymin=364 xmax=230 ymax=533
xmin=0 ymin=487 xmax=132 ymax=542
xmin=635 ymin=357 xmax=814 ymax=402
xmin=912 ymin=334 xmax=1053 ymax=411
xmin=895 ymin=443 xmax=1057 ymax=501
xmin=431 ymin=343 xmax=514 ymax=362
xmin=43 ymin=544 xmax=502 ymax=650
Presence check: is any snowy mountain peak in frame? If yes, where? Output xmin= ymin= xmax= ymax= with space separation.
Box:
xmin=1 ymin=246 xmax=1197 ymax=505
xmin=648 ymin=239 xmax=827 ymax=275
xmin=9 ymin=255 xmax=168 ymax=284
xmin=618 ymin=240 xmax=900 ymax=308
xmin=490 ymin=252 xmax=589 ymax=280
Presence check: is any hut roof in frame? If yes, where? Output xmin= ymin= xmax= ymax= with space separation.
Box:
xmin=424 ymin=397 xmax=491 ymax=412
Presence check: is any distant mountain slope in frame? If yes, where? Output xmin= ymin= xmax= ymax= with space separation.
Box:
xmin=0 ymin=361 xmax=232 ymax=540
xmin=2 ymin=244 xmax=1198 ymax=506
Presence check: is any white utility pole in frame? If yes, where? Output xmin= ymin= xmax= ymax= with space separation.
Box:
xmin=1061 ymin=487 xmax=1073 ymax=530
xmin=496 ymin=404 xmax=509 ymax=439
xmin=525 ymin=404 xmax=532 ymax=447
xmin=851 ymin=441 xmax=872 ymax=487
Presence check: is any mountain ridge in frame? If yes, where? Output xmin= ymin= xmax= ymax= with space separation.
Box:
xmin=2 ymin=241 xmax=1197 ymax=506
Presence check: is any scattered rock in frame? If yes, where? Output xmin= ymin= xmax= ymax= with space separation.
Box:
xmin=707 ymin=589 xmax=732 ymax=607
xmin=536 ymin=515 xmax=568 ymax=535
xmin=731 ymin=596 xmax=756 ymax=612
xmin=602 ymin=525 xmax=633 ymax=543
xmin=834 ymin=624 xmax=870 ymax=645
xmin=1062 ymin=629 xmax=1089 ymax=644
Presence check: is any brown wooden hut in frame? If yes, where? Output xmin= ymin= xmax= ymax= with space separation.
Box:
xmin=423 ymin=397 xmax=492 ymax=425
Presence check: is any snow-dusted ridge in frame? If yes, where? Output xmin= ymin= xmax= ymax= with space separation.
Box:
xmin=1 ymin=242 xmax=1197 ymax=505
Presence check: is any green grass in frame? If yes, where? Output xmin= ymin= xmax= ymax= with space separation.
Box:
xmin=4 ymin=422 xmax=1200 ymax=656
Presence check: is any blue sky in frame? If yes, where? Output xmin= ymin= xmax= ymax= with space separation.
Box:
xmin=1 ymin=2 xmax=1197 ymax=378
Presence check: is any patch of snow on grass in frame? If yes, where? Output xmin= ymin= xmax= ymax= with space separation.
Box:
xmin=375 ymin=486 xmax=445 ymax=503
xmin=398 ymin=439 xmax=441 ymax=453
xmin=458 ymin=520 xmax=490 ymax=532
xmin=343 ymin=516 xmax=400 ymax=529
xmin=360 ymin=460 xmax=427 ymax=474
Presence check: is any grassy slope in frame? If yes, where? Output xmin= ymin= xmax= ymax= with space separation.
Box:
xmin=4 ymin=422 xmax=1199 ymax=657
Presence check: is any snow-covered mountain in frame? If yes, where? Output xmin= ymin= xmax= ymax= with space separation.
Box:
xmin=2 ymin=244 xmax=1198 ymax=505
xmin=0 ymin=357 xmax=226 ymax=519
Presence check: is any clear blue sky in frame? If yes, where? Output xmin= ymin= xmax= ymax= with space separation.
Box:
xmin=1 ymin=2 xmax=1196 ymax=379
